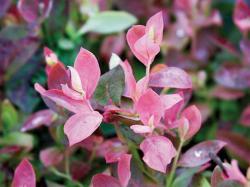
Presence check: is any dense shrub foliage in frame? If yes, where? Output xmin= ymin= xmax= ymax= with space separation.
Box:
xmin=1 ymin=0 xmax=250 ymax=187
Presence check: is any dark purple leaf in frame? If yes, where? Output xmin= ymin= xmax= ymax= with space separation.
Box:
xmin=178 ymin=140 xmax=226 ymax=167
xmin=0 ymin=0 xmax=11 ymax=17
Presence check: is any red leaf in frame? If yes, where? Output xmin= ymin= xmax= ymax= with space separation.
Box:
xmin=179 ymin=140 xmax=226 ymax=167
xmin=48 ymin=63 xmax=70 ymax=90
xmin=12 ymin=159 xmax=36 ymax=187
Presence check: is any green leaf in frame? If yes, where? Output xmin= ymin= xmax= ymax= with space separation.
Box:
xmin=1 ymin=100 xmax=19 ymax=134
xmin=0 ymin=132 xmax=34 ymax=150
xmin=172 ymin=168 xmax=199 ymax=187
xmin=190 ymin=175 xmax=211 ymax=187
xmin=94 ymin=65 xmax=125 ymax=105
xmin=78 ymin=11 xmax=137 ymax=35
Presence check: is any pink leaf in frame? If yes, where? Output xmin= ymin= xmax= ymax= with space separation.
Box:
xmin=118 ymin=154 xmax=132 ymax=187
xmin=180 ymin=105 xmax=202 ymax=140
xmin=126 ymin=25 xmax=147 ymax=65
xmin=64 ymin=111 xmax=103 ymax=146
xmin=12 ymin=159 xmax=36 ymax=187
xmin=211 ymin=86 xmax=244 ymax=100
xmin=34 ymin=83 xmax=91 ymax=113
xmin=214 ymin=63 xmax=250 ymax=89
xmin=140 ymin=136 xmax=176 ymax=173
xmin=240 ymin=105 xmax=250 ymax=127
xmin=224 ymin=160 xmax=248 ymax=185
xmin=133 ymin=33 xmax=160 ymax=66
xmin=120 ymin=60 xmax=136 ymax=99
xmin=74 ymin=48 xmax=100 ymax=99
xmin=18 ymin=0 xmax=52 ymax=23
xmin=145 ymin=11 xmax=164 ymax=45
xmin=130 ymin=125 xmax=153 ymax=134
xmin=40 ymin=147 xmax=64 ymax=167
xmin=135 ymin=89 xmax=164 ymax=126
xmin=233 ymin=0 xmax=250 ymax=33
xmin=149 ymin=67 xmax=192 ymax=89
xmin=160 ymin=94 xmax=183 ymax=110
xmin=92 ymin=174 xmax=121 ymax=187
xmin=21 ymin=109 xmax=55 ymax=132
xmin=47 ymin=62 xmax=70 ymax=90
xmin=178 ymin=140 xmax=226 ymax=167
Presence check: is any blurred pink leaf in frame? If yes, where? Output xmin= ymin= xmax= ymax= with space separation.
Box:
xmin=21 ymin=109 xmax=55 ymax=132
xmin=18 ymin=0 xmax=53 ymax=23
xmin=12 ymin=159 xmax=36 ymax=187
xmin=0 ymin=146 xmax=20 ymax=154
xmin=100 ymin=34 xmax=125 ymax=62
xmin=92 ymin=174 xmax=121 ymax=187
xmin=179 ymin=140 xmax=226 ymax=167
xmin=240 ymin=105 xmax=250 ymax=127
xmin=64 ymin=111 xmax=103 ymax=146
xmin=118 ymin=154 xmax=132 ymax=187
xmin=149 ymin=67 xmax=192 ymax=89
xmin=40 ymin=147 xmax=64 ymax=167
xmin=214 ymin=64 xmax=250 ymax=90
xmin=211 ymin=86 xmax=244 ymax=100
xmin=233 ymin=0 xmax=250 ymax=33
xmin=140 ymin=136 xmax=176 ymax=173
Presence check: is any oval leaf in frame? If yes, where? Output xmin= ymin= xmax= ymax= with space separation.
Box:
xmin=64 ymin=111 xmax=103 ymax=146
xmin=179 ymin=140 xmax=226 ymax=167
xmin=140 ymin=136 xmax=177 ymax=173
xmin=78 ymin=11 xmax=137 ymax=35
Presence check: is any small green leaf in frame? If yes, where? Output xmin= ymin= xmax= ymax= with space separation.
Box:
xmin=58 ymin=38 xmax=75 ymax=50
xmin=1 ymin=100 xmax=19 ymax=134
xmin=94 ymin=66 xmax=125 ymax=105
xmin=78 ymin=11 xmax=137 ymax=35
xmin=0 ymin=132 xmax=34 ymax=149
